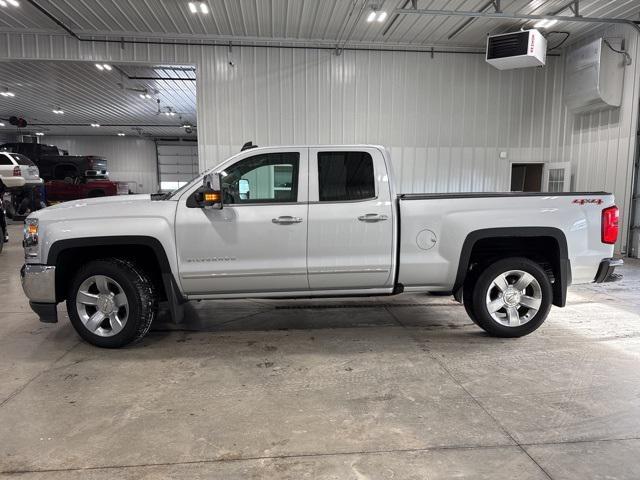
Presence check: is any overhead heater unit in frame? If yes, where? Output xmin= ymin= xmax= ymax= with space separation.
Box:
xmin=486 ymin=29 xmax=547 ymax=70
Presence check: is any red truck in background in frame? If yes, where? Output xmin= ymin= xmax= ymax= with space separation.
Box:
xmin=45 ymin=178 xmax=118 ymax=202
xmin=0 ymin=142 xmax=119 ymax=203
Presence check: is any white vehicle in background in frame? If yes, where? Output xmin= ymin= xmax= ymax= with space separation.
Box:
xmin=20 ymin=144 xmax=622 ymax=348
xmin=0 ymin=151 xmax=42 ymax=189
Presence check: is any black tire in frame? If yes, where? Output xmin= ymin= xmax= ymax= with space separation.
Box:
xmin=67 ymin=258 xmax=157 ymax=348
xmin=87 ymin=190 xmax=106 ymax=198
xmin=471 ymin=257 xmax=552 ymax=338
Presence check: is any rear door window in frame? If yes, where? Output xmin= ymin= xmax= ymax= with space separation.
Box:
xmin=317 ymin=151 xmax=375 ymax=202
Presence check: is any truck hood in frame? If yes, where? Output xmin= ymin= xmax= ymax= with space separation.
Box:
xmin=31 ymin=194 xmax=163 ymax=222
xmin=45 ymin=194 xmax=152 ymax=211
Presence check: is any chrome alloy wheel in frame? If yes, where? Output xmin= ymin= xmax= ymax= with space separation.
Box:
xmin=75 ymin=275 xmax=129 ymax=337
xmin=485 ymin=270 xmax=543 ymax=327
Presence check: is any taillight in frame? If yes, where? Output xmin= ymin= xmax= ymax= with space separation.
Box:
xmin=601 ymin=205 xmax=619 ymax=244
xmin=12 ymin=166 xmax=20 ymax=176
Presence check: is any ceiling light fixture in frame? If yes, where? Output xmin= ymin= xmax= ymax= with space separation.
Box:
xmin=95 ymin=63 xmax=112 ymax=71
xmin=90 ymin=123 xmax=100 ymax=128
xmin=0 ymin=122 xmax=5 ymax=127
xmin=35 ymin=132 xmax=45 ymax=136
xmin=0 ymin=1 xmax=8 ymax=7
xmin=117 ymin=132 xmax=125 ymax=136
xmin=366 ymin=6 xmax=387 ymax=23
xmin=188 ymin=1 xmax=208 ymax=14
xmin=7 ymin=0 xmax=19 ymax=6
xmin=139 ymin=90 xmax=152 ymax=99
xmin=52 ymin=108 xmax=64 ymax=114
xmin=0 ymin=88 xmax=15 ymax=97
xmin=103 ymin=64 xmax=112 ymax=71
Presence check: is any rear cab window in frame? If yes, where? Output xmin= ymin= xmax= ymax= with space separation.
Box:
xmin=317 ymin=151 xmax=375 ymax=202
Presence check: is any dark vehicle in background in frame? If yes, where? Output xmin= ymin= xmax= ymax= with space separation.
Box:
xmin=0 ymin=143 xmax=107 ymax=180
xmin=0 ymin=142 xmax=118 ymax=202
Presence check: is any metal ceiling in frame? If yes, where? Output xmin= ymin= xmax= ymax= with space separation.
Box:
xmin=0 ymin=0 xmax=638 ymax=50
xmin=0 ymin=60 xmax=196 ymax=137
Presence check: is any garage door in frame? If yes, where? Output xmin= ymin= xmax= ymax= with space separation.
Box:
xmin=157 ymin=141 xmax=198 ymax=192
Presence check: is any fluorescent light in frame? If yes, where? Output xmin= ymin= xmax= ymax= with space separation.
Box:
xmin=90 ymin=123 xmax=100 ymax=128
xmin=366 ymin=10 xmax=377 ymax=22
xmin=0 ymin=1 xmax=8 ymax=7
xmin=53 ymin=108 xmax=64 ymax=114
xmin=103 ymin=64 xmax=112 ymax=71
xmin=0 ymin=122 xmax=5 ymax=127
xmin=188 ymin=2 xmax=197 ymax=13
xmin=95 ymin=63 xmax=104 ymax=70
xmin=377 ymin=11 xmax=387 ymax=22
xmin=199 ymin=2 xmax=209 ymax=14
xmin=7 ymin=0 xmax=19 ymax=6
xmin=35 ymin=132 xmax=44 ymax=136
xmin=117 ymin=132 xmax=125 ymax=136
xmin=1 ymin=89 xmax=15 ymax=97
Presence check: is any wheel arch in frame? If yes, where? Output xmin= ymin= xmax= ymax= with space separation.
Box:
xmin=453 ymin=227 xmax=570 ymax=308
xmin=48 ymin=236 xmax=185 ymax=313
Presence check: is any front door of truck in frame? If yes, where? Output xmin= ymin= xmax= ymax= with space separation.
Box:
xmin=175 ymin=148 xmax=309 ymax=295
xmin=307 ymin=147 xmax=395 ymax=290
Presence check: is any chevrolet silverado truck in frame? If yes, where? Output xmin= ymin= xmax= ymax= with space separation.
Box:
xmin=20 ymin=145 xmax=622 ymax=348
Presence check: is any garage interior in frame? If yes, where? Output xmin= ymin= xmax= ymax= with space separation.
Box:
xmin=2 ymin=1 xmax=640 ymax=479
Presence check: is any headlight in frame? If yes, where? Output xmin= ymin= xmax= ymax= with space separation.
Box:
xmin=23 ymin=217 xmax=39 ymax=258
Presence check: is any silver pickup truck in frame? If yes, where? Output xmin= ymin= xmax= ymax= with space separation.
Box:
xmin=21 ymin=145 xmax=622 ymax=348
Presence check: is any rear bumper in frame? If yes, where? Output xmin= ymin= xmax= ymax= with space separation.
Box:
xmin=594 ymin=258 xmax=624 ymax=283
xmin=21 ymin=264 xmax=58 ymax=323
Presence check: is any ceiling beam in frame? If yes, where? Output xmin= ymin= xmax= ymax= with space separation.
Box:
xmin=393 ymin=8 xmax=640 ymax=34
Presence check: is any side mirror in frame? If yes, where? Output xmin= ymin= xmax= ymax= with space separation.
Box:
xmin=202 ymin=173 xmax=223 ymax=209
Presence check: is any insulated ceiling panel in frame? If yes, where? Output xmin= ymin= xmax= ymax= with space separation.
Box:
xmin=0 ymin=60 xmax=196 ymax=137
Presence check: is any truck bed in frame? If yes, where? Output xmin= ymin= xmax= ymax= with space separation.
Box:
xmin=397 ymin=191 xmax=615 ymax=291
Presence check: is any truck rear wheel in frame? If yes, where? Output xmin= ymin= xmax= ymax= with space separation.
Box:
xmin=67 ymin=258 xmax=157 ymax=348
xmin=470 ymin=257 xmax=552 ymax=337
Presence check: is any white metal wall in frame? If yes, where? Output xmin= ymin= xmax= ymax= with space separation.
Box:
xmin=46 ymin=135 xmax=159 ymax=193
xmin=1 ymin=31 xmax=638 ymax=253
xmin=197 ymin=46 xmax=567 ymax=196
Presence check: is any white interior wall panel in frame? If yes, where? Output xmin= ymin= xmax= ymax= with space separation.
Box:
xmin=196 ymin=45 xmax=567 ymax=195
xmin=559 ymin=24 xmax=640 ymax=255
xmin=45 ymin=135 xmax=158 ymax=193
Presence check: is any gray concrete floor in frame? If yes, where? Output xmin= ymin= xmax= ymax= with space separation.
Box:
xmin=1 ymin=222 xmax=640 ymax=479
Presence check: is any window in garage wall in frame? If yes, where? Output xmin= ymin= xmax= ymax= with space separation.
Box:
xmin=156 ymin=140 xmax=199 ymax=192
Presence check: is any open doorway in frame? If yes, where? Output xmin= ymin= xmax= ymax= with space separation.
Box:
xmin=510 ymin=163 xmax=543 ymax=192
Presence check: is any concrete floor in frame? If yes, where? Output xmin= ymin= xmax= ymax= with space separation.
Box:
xmin=1 ymin=222 xmax=640 ymax=479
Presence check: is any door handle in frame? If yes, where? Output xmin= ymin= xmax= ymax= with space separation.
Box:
xmin=358 ymin=213 xmax=389 ymax=222
xmin=272 ymin=216 xmax=303 ymax=225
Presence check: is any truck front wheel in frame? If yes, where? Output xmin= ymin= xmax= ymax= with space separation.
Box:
xmin=470 ymin=257 xmax=552 ymax=337
xmin=67 ymin=258 xmax=158 ymax=348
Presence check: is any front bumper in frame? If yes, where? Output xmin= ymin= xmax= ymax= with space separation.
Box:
xmin=594 ymin=258 xmax=624 ymax=283
xmin=20 ymin=264 xmax=58 ymax=323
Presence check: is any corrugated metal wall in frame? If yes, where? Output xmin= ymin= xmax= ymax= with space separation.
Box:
xmin=558 ymin=24 xmax=640 ymax=256
xmin=46 ymin=136 xmax=158 ymax=193
xmin=196 ymin=46 xmax=567 ymax=195
xmin=1 ymin=31 xmax=638 ymax=253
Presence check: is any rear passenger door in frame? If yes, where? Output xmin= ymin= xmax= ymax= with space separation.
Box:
xmin=307 ymin=147 xmax=395 ymax=290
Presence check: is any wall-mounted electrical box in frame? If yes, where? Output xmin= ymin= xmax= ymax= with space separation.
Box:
xmin=486 ymin=30 xmax=547 ymax=70
xmin=564 ymin=38 xmax=625 ymax=114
